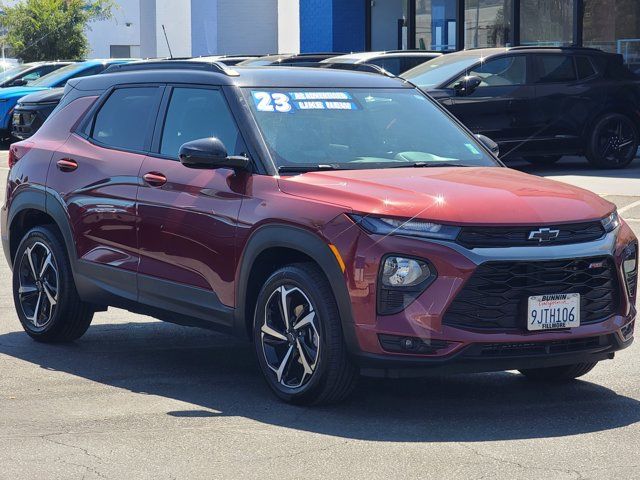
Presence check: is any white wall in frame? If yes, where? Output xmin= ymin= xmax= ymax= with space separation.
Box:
xmin=278 ymin=0 xmax=300 ymax=54
xmin=216 ymin=0 xmax=278 ymax=55
xmin=154 ymin=0 xmax=192 ymax=57
xmin=86 ymin=0 xmax=140 ymax=58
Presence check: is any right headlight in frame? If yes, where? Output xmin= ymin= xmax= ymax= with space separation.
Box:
xmin=350 ymin=214 xmax=460 ymax=241
xmin=377 ymin=255 xmax=437 ymax=315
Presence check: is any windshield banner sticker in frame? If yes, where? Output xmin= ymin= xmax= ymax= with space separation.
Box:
xmin=252 ymin=91 xmax=359 ymax=112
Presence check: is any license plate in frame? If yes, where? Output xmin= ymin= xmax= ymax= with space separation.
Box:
xmin=527 ymin=293 xmax=580 ymax=331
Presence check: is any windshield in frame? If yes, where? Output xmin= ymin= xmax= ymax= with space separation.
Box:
xmin=0 ymin=65 xmax=30 ymax=82
xmin=402 ymin=54 xmax=483 ymax=88
xmin=30 ymin=63 xmax=81 ymax=87
xmin=244 ymin=88 xmax=498 ymax=171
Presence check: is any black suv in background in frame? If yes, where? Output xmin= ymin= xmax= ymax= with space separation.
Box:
xmin=12 ymin=88 xmax=64 ymax=140
xmin=404 ymin=47 xmax=640 ymax=168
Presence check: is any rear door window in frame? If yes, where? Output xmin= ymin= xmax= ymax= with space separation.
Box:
xmin=576 ymin=56 xmax=597 ymax=79
xmin=448 ymin=55 xmax=527 ymax=87
xmin=160 ymin=87 xmax=245 ymax=158
xmin=533 ymin=55 xmax=577 ymax=83
xmin=92 ymin=87 xmax=161 ymax=151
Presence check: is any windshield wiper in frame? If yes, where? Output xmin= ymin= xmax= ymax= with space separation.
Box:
xmin=278 ymin=164 xmax=339 ymax=173
xmin=408 ymin=162 xmax=472 ymax=168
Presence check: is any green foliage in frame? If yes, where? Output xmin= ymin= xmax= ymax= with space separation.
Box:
xmin=0 ymin=0 xmax=115 ymax=62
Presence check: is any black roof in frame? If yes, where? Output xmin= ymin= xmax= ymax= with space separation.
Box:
xmin=68 ymin=62 xmax=410 ymax=91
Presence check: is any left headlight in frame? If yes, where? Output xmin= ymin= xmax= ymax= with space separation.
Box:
xmin=622 ymin=242 xmax=638 ymax=298
xmin=602 ymin=211 xmax=620 ymax=233
xmin=350 ymin=214 xmax=460 ymax=241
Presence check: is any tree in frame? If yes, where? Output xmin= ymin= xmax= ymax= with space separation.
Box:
xmin=0 ymin=0 xmax=114 ymax=62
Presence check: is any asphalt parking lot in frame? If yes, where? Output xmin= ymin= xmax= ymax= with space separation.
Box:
xmin=0 ymin=153 xmax=639 ymax=480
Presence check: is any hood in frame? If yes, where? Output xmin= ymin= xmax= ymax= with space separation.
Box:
xmin=18 ymin=88 xmax=64 ymax=105
xmin=0 ymin=86 xmax=48 ymax=99
xmin=278 ymin=167 xmax=614 ymax=225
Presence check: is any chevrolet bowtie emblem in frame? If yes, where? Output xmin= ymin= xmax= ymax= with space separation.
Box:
xmin=528 ymin=227 xmax=560 ymax=243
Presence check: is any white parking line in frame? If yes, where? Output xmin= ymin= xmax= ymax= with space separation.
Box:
xmin=618 ymin=199 xmax=640 ymax=215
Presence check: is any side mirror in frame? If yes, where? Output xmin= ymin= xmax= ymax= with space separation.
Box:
xmin=476 ymin=134 xmax=500 ymax=157
xmin=453 ymin=75 xmax=482 ymax=96
xmin=9 ymin=79 xmax=28 ymax=87
xmin=179 ymin=137 xmax=250 ymax=170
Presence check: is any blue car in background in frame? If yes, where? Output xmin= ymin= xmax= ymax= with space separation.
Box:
xmin=0 ymin=59 xmax=132 ymax=138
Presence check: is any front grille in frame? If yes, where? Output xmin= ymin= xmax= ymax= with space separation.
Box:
xmin=457 ymin=221 xmax=605 ymax=249
xmin=444 ymin=257 xmax=620 ymax=330
xmin=472 ymin=336 xmax=610 ymax=358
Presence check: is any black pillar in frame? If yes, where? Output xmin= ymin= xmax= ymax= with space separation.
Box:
xmin=511 ymin=0 xmax=520 ymax=46
xmin=573 ymin=0 xmax=584 ymax=46
xmin=456 ymin=0 xmax=465 ymax=51
xmin=408 ymin=0 xmax=417 ymax=49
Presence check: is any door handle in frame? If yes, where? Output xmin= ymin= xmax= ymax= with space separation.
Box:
xmin=143 ymin=172 xmax=167 ymax=187
xmin=56 ymin=158 xmax=78 ymax=172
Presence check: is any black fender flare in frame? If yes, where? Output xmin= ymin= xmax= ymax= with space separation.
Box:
xmin=234 ymin=223 xmax=360 ymax=353
xmin=6 ymin=186 xmax=77 ymax=270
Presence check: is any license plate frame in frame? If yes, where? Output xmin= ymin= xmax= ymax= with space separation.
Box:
xmin=527 ymin=293 xmax=580 ymax=331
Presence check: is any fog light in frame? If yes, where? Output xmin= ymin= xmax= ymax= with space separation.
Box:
xmin=381 ymin=256 xmax=431 ymax=287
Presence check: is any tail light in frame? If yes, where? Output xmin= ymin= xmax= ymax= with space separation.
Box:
xmin=8 ymin=142 xmax=34 ymax=169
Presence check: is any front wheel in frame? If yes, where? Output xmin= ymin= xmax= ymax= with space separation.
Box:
xmin=253 ymin=263 xmax=357 ymax=405
xmin=519 ymin=362 xmax=598 ymax=382
xmin=13 ymin=226 xmax=94 ymax=342
xmin=586 ymin=113 xmax=639 ymax=169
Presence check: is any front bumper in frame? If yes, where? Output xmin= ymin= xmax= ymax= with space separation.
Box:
xmin=323 ymin=215 xmax=637 ymax=376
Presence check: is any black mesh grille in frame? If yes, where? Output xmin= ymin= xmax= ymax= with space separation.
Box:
xmin=444 ymin=257 xmax=620 ymax=330
xmin=457 ymin=222 xmax=605 ymax=249
xmin=472 ymin=336 xmax=609 ymax=358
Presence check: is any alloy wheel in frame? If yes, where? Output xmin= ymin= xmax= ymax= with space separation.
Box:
xmin=260 ymin=285 xmax=320 ymax=389
xmin=597 ymin=117 xmax=637 ymax=165
xmin=17 ymin=241 xmax=59 ymax=329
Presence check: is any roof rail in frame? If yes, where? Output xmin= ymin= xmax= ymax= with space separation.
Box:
xmin=103 ymin=60 xmax=240 ymax=76
xmin=508 ymin=45 xmax=604 ymax=52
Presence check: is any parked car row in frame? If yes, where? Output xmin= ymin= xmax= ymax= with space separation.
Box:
xmin=7 ymin=47 xmax=640 ymax=170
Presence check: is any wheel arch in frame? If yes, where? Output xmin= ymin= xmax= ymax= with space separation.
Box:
xmin=234 ymin=224 xmax=359 ymax=352
xmin=8 ymin=188 xmax=76 ymax=269
xmin=582 ymin=105 xmax=640 ymax=141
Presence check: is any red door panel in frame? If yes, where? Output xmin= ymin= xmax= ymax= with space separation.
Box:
xmin=136 ymin=158 xmax=244 ymax=307
xmin=48 ymin=134 xmax=145 ymax=272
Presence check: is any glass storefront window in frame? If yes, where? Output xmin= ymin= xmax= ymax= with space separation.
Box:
xmin=464 ymin=0 xmax=512 ymax=49
xmin=520 ymin=0 xmax=574 ymax=46
xmin=416 ymin=0 xmax=458 ymax=51
xmin=583 ymin=0 xmax=640 ymax=73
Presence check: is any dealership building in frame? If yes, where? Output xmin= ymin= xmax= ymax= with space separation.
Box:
xmin=301 ymin=0 xmax=640 ymax=66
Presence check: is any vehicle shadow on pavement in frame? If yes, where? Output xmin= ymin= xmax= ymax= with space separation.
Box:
xmin=509 ymin=155 xmax=640 ymax=179
xmin=1 ymin=321 xmax=639 ymax=442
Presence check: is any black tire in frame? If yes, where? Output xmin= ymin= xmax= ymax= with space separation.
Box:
xmin=253 ymin=262 xmax=357 ymax=405
xmin=519 ymin=362 xmax=598 ymax=382
xmin=522 ymin=155 xmax=562 ymax=165
xmin=12 ymin=226 xmax=94 ymax=343
xmin=586 ymin=113 xmax=639 ymax=169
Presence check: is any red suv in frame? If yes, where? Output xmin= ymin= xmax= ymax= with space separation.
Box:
xmin=2 ymin=61 xmax=637 ymax=405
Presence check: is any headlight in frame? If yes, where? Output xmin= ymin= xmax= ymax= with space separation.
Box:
xmin=622 ymin=242 xmax=637 ymax=298
xmin=378 ymin=255 xmax=437 ymax=315
xmin=350 ymin=214 xmax=460 ymax=241
xmin=602 ymin=211 xmax=620 ymax=233
xmin=382 ymin=256 xmax=432 ymax=287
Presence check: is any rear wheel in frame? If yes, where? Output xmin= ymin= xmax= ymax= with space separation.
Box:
xmin=253 ymin=263 xmax=357 ymax=405
xmin=522 ymin=155 xmax=562 ymax=165
xmin=12 ymin=226 xmax=94 ymax=342
xmin=586 ymin=113 xmax=638 ymax=169
xmin=519 ymin=362 xmax=598 ymax=382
